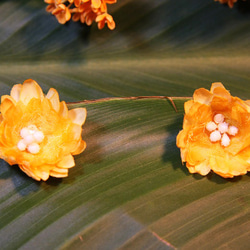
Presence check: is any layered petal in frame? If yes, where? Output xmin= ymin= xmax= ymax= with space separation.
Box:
xmin=68 ymin=108 xmax=87 ymax=126
xmin=46 ymin=88 xmax=60 ymax=112
xmin=19 ymin=79 xmax=44 ymax=105
xmin=0 ymin=95 xmax=16 ymax=118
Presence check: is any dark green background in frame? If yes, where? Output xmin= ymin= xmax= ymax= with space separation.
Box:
xmin=0 ymin=0 xmax=249 ymax=249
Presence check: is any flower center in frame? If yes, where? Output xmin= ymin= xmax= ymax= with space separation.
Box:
xmin=206 ymin=114 xmax=238 ymax=147
xmin=17 ymin=125 xmax=45 ymax=154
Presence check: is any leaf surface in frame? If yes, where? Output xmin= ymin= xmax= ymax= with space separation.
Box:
xmin=0 ymin=0 xmax=249 ymax=249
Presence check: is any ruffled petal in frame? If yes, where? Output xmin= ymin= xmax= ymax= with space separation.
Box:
xmin=105 ymin=0 xmax=117 ymax=3
xmin=91 ymin=0 xmax=101 ymax=8
xmin=211 ymin=83 xmax=232 ymax=111
xmin=107 ymin=19 xmax=115 ymax=30
xmin=184 ymin=100 xmax=193 ymax=114
xmin=50 ymin=168 xmax=68 ymax=178
xmin=176 ymin=130 xmax=186 ymax=149
xmin=37 ymin=170 xmax=50 ymax=181
xmin=19 ymin=79 xmax=44 ymax=105
xmin=186 ymin=144 xmax=211 ymax=166
xmin=195 ymin=161 xmax=211 ymax=176
xmin=68 ymin=108 xmax=87 ymax=126
xmin=0 ymin=95 xmax=16 ymax=118
xmin=72 ymin=140 xmax=86 ymax=155
xmin=193 ymin=88 xmax=213 ymax=105
xmin=19 ymin=164 xmax=41 ymax=181
xmin=59 ymin=101 xmax=68 ymax=118
xmin=210 ymin=155 xmax=248 ymax=178
xmin=57 ymin=154 xmax=75 ymax=169
xmin=71 ymin=124 xmax=82 ymax=140
xmin=74 ymin=0 xmax=82 ymax=7
xmin=10 ymin=84 xmax=22 ymax=102
xmin=46 ymin=88 xmax=60 ymax=112
xmin=210 ymin=82 xmax=226 ymax=92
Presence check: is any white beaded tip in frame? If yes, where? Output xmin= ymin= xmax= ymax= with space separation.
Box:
xmin=23 ymin=134 xmax=35 ymax=145
xmin=214 ymin=114 xmax=224 ymax=124
xmin=20 ymin=128 xmax=31 ymax=139
xmin=17 ymin=140 xmax=27 ymax=151
xmin=228 ymin=126 xmax=238 ymax=136
xmin=210 ymin=130 xmax=221 ymax=142
xmin=221 ymin=133 xmax=230 ymax=147
xmin=27 ymin=143 xmax=40 ymax=154
xmin=33 ymin=131 xmax=45 ymax=143
xmin=206 ymin=121 xmax=217 ymax=132
xmin=218 ymin=122 xmax=229 ymax=134
xmin=207 ymin=114 xmax=238 ymax=147
xmin=18 ymin=125 xmax=44 ymax=154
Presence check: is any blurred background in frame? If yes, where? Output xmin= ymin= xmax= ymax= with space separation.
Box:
xmin=0 ymin=0 xmax=250 ymax=102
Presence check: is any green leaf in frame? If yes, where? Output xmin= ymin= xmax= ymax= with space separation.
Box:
xmin=0 ymin=0 xmax=249 ymax=249
xmin=0 ymin=99 xmax=249 ymax=249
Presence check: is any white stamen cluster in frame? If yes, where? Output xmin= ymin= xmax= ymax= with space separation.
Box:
xmin=205 ymin=114 xmax=238 ymax=147
xmin=17 ymin=125 xmax=44 ymax=154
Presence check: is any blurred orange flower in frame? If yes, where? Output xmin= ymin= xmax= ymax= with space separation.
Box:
xmin=215 ymin=0 xmax=238 ymax=8
xmin=96 ymin=12 xmax=115 ymax=30
xmin=177 ymin=82 xmax=250 ymax=178
xmin=52 ymin=4 xmax=71 ymax=24
xmin=44 ymin=0 xmax=117 ymax=30
xmin=0 ymin=79 xmax=86 ymax=181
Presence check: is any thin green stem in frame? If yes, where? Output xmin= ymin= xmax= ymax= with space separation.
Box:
xmin=67 ymin=96 xmax=192 ymax=112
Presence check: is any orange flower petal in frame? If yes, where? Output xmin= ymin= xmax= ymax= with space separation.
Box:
xmin=184 ymin=100 xmax=194 ymax=114
xmin=0 ymin=95 xmax=16 ymax=118
xmin=209 ymin=155 xmax=247 ymax=178
xmin=59 ymin=101 xmax=68 ymax=118
xmin=71 ymin=124 xmax=82 ymax=140
xmin=193 ymin=88 xmax=213 ymax=105
xmin=68 ymin=108 xmax=87 ymax=126
xmin=57 ymin=154 xmax=75 ymax=169
xmin=210 ymin=82 xmax=226 ymax=92
xmin=74 ymin=0 xmax=82 ymax=7
xmin=51 ymin=167 xmax=69 ymax=174
xmin=107 ymin=19 xmax=115 ymax=30
xmin=105 ymin=0 xmax=117 ymax=3
xmin=37 ymin=170 xmax=50 ymax=181
xmin=19 ymin=79 xmax=44 ymax=105
xmin=19 ymin=164 xmax=42 ymax=181
xmin=195 ymin=161 xmax=211 ymax=176
xmin=46 ymin=88 xmax=60 ymax=112
xmin=176 ymin=130 xmax=187 ymax=150
xmin=10 ymin=84 xmax=22 ymax=102
xmin=44 ymin=0 xmax=55 ymax=3
xmin=72 ymin=139 xmax=86 ymax=155
xmin=50 ymin=169 xmax=68 ymax=178
xmin=91 ymin=0 xmax=101 ymax=8
xmin=95 ymin=13 xmax=105 ymax=22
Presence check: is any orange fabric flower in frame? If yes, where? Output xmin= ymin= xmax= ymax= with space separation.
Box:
xmin=72 ymin=2 xmax=97 ymax=25
xmin=215 ymin=0 xmax=238 ymax=8
xmin=176 ymin=82 xmax=250 ymax=178
xmin=0 ymin=79 xmax=86 ymax=181
xmin=52 ymin=4 xmax=72 ymax=24
xmin=44 ymin=0 xmax=61 ymax=13
xmin=96 ymin=13 xmax=115 ymax=30
xmin=44 ymin=0 xmax=116 ymax=30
